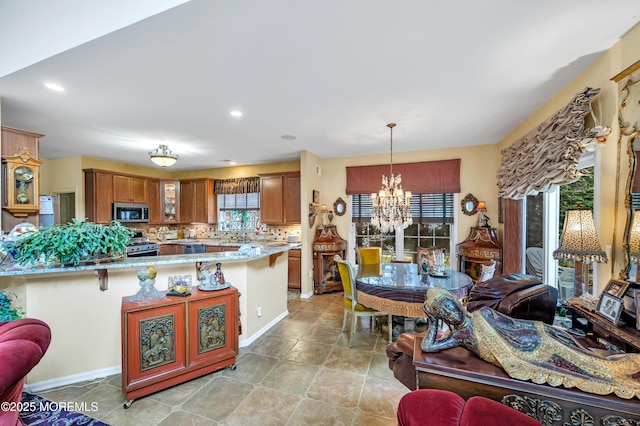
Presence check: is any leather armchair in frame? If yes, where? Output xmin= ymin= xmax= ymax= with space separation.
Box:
xmin=386 ymin=273 xmax=558 ymax=390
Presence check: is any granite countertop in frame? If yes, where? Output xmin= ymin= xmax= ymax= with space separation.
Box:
xmin=0 ymin=242 xmax=301 ymax=277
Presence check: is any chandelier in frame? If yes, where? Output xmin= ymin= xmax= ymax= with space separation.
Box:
xmin=370 ymin=123 xmax=412 ymax=233
xmin=149 ymin=144 xmax=178 ymax=167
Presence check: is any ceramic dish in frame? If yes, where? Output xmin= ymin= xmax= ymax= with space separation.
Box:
xmin=198 ymin=282 xmax=231 ymax=291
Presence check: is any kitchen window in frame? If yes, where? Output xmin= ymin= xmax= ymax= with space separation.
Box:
xmin=217 ymin=193 xmax=260 ymax=231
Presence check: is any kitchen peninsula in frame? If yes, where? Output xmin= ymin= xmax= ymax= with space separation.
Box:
xmin=0 ymin=243 xmax=299 ymax=389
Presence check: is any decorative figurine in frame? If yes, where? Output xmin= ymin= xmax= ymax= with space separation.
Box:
xmin=130 ymin=266 xmax=164 ymax=303
xmin=215 ymin=263 xmax=225 ymax=285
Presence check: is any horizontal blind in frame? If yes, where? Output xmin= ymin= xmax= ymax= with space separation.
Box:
xmin=218 ymin=193 xmax=260 ymax=210
xmin=352 ymin=193 xmax=453 ymax=224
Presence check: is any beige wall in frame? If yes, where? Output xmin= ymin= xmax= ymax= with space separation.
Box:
xmin=494 ymin=23 xmax=640 ymax=292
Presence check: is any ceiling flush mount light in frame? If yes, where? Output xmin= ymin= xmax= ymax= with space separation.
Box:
xmin=371 ymin=123 xmax=412 ymax=233
xmin=148 ymin=144 xmax=178 ymax=167
xmin=44 ymin=83 xmax=65 ymax=91
xmin=230 ymin=110 xmax=243 ymax=117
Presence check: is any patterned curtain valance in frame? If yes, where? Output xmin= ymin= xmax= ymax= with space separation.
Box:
xmin=497 ymin=87 xmax=608 ymax=200
xmin=214 ymin=177 xmax=260 ymax=194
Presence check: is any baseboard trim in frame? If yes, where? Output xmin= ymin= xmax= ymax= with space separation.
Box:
xmin=239 ymin=309 xmax=289 ymax=347
xmin=25 ymin=365 xmax=121 ymax=393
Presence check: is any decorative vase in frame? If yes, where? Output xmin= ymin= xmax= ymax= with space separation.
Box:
xmin=215 ymin=263 xmax=225 ymax=285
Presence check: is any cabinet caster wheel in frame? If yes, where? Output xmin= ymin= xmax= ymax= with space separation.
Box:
xmin=229 ymin=364 xmax=236 ymax=370
xmin=124 ymin=400 xmax=134 ymax=409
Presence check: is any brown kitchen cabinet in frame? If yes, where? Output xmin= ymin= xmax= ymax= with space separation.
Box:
xmin=147 ymin=179 xmax=161 ymax=224
xmin=222 ymin=246 xmax=240 ymax=252
xmin=161 ymin=181 xmax=180 ymax=223
xmin=259 ymin=171 xmax=300 ymax=225
xmin=180 ymin=178 xmax=216 ymax=223
xmin=84 ymin=169 xmax=114 ymax=224
xmin=121 ymin=286 xmax=239 ymax=405
xmin=288 ymin=249 xmax=301 ymax=291
xmin=206 ymin=246 xmax=223 ymax=253
xmin=113 ymin=174 xmax=148 ymax=203
xmin=158 ymin=244 xmax=186 ymax=256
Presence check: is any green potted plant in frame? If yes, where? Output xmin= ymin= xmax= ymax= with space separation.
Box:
xmin=0 ymin=291 xmax=24 ymax=321
xmin=11 ymin=218 xmax=133 ymax=267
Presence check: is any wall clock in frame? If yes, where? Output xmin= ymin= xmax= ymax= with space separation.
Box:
xmin=2 ymin=147 xmax=42 ymax=217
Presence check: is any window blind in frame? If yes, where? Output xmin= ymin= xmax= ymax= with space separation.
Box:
xmin=352 ymin=193 xmax=453 ymax=224
xmin=218 ymin=193 xmax=260 ymax=210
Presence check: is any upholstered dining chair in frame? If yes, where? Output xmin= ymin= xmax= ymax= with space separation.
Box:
xmin=334 ymin=255 xmax=392 ymax=347
xmin=356 ymin=247 xmax=382 ymax=267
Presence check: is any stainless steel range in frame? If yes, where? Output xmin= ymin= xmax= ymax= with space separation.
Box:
xmin=126 ymin=242 xmax=159 ymax=257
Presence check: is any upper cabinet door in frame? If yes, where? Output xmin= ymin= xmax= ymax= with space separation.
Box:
xmin=113 ymin=175 xmax=148 ymax=203
xmin=259 ymin=172 xmax=300 ymax=225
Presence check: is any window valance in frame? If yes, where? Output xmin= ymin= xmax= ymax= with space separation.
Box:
xmin=346 ymin=159 xmax=460 ymax=195
xmin=214 ymin=177 xmax=260 ymax=194
xmin=497 ymin=87 xmax=605 ymax=200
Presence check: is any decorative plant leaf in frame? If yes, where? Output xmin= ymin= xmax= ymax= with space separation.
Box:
xmin=11 ymin=218 xmax=133 ymax=267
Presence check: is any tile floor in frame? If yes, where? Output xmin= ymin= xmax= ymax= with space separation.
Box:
xmin=37 ymin=291 xmax=410 ymax=425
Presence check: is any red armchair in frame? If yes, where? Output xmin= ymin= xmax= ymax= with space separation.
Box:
xmin=397 ymin=389 xmax=541 ymax=426
xmin=0 ymin=318 xmax=51 ymax=426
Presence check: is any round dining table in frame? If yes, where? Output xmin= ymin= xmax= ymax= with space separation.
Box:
xmin=355 ymin=263 xmax=473 ymax=317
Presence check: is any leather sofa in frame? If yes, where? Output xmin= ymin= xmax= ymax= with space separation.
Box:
xmin=386 ymin=273 xmax=558 ymax=390
xmin=0 ymin=318 xmax=51 ymax=426
xmin=397 ymin=389 xmax=542 ymax=425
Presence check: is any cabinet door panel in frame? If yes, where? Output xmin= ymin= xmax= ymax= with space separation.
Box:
xmin=148 ymin=179 xmax=161 ymax=224
xmin=113 ymin=175 xmax=132 ymax=202
xmin=284 ymin=173 xmax=301 ymax=223
xmin=188 ymin=294 xmax=238 ymax=368
xmin=288 ymin=249 xmax=301 ymax=290
xmin=123 ymin=304 xmax=186 ymax=389
xmin=260 ymin=175 xmax=283 ymax=224
xmin=130 ymin=177 xmax=148 ymax=203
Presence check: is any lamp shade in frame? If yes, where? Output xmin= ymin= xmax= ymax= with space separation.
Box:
xmin=553 ymin=209 xmax=607 ymax=263
xmin=629 ymin=211 xmax=640 ymax=261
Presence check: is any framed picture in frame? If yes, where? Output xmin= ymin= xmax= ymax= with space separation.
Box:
xmin=312 ymin=190 xmax=320 ymax=204
xmin=604 ymin=279 xmax=629 ymax=298
xmin=597 ymin=292 xmax=624 ymax=325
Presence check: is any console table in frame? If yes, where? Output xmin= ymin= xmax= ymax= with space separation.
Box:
xmin=563 ymin=299 xmax=640 ymax=353
xmin=411 ymin=334 xmax=640 ymax=425
xmin=456 ymin=227 xmax=502 ymax=282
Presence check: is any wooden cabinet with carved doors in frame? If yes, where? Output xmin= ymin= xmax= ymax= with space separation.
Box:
xmin=121 ymin=286 xmax=239 ymax=404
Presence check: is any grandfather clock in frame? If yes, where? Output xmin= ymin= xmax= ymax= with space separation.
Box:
xmin=312 ymin=224 xmax=347 ymax=294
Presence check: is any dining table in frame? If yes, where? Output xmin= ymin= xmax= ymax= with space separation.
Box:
xmin=355 ymin=263 xmax=473 ymax=318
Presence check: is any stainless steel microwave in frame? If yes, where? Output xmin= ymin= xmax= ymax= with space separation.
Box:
xmin=113 ymin=203 xmax=150 ymax=223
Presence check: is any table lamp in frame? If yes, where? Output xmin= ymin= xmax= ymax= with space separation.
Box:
xmin=552 ymin=207 xmax=607 ymax=297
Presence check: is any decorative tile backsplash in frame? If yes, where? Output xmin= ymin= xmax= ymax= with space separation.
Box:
xmin=138 ymin=224 xmax=301 ymax=242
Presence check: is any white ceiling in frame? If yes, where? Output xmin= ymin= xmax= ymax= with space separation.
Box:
xmin=0 ymin=0 xmax=639 ymax=171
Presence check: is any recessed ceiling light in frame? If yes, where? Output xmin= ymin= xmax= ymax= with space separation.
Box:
xmin=281 ymin=135 xmax=296 ymax=140
xmin=44 ymin=83 xmax=65 ymax=92
xmin=230 ymin=110 xmax=243 ymax=117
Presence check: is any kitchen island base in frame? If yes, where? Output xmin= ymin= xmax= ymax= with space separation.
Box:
xmin=121 ymin=286 xmax=239 ymax=406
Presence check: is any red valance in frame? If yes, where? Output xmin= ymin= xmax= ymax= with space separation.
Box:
xmin=346 ymin=159 xmax=460 ymax=195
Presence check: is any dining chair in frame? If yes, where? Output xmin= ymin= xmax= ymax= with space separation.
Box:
xmin=356 ymin=247 xmax=382 ymax=267
xmin=334 ymin=255 xmax=392 ymax=347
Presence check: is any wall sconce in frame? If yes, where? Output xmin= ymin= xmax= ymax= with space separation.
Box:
xmin=553 ymin=206 xmax=607 ymax=297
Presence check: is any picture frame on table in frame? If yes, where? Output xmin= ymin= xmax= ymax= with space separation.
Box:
xmin=604 ymin=279 xmax=629 ymax=298
xmin=597 ymin=292 xmax=624 ymax=326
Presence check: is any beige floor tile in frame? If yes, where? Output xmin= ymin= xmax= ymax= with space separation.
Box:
xmin=358 ymin=377 xmax=410 ymax=418
xmin=261 ymin=360 xmax=319 ymax=395
xmin=288 ymin=398 xmax=355 ymax=425
xmin=303 ymin=325 xmax=342 ymax=345
xmin=181 ymin=377 xmax=253 ymax=421
xmin=223 ymin=387 xmax=300 ymax=426
xmin=156 ymin=410 xmax=215 ymax=426
xmin=285 ymin=339 xmax=333 ymax=365
xmin=221 ymin=352 xmax=279 ymax=383
xmin=306 ymin=368 xmax=365 ymax=408
xmin=323 ymin=346 xmax=373 ymax=375
xmin=100 ymin=396 xmax=173 ymax=426
xmin=247 ymin=334 xmax=298 ymax=358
